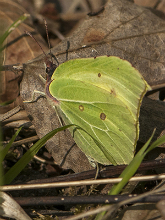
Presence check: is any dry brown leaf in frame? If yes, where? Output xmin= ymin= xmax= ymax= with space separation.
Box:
xmin=0 ymin=0 xmax=48 ymax=113
xmin=21 ymin=0 xmax=165 ymax=172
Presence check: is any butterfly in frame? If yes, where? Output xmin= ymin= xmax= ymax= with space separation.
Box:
xmin=44 ymin=55 xmax=150 ymax=165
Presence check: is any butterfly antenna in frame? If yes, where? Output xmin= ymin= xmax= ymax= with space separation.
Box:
xmin=44 ymin=19 xmax=52 ymax=61
xmin=25 ymin=31 xmax=47 ymax=57
xmin=44 ymin=19 xmax=59 ymax=65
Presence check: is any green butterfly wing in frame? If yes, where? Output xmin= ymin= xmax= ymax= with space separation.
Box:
xmin=48 ymin=56 xmax=150 ymax=165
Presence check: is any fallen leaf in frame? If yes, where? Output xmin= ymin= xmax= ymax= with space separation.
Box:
xmin=21 ymin=0 xmax=165 ymax=172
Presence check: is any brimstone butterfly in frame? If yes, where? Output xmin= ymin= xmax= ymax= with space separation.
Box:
xmin=45 ymin=55 xmax=150 ymax=165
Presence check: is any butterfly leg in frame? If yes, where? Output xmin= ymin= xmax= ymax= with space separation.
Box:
xmin=23 ymin=90 xmax=46 ymax=103
xmin=54 ymin=106 xmax=64 ymax=127
xmin=39 ymin=74 xmax=46 ymax=84
xmin=23 ymin=74 xmax=47 ymax=103
xmin=87 ymin=163 xmax=100 ymax=195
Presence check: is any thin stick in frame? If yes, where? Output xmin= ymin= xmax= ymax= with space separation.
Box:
xmin=2 ymin=174 xmax=165 ymax=191
xmin=66 ymin=41 xmax=70 ymax=61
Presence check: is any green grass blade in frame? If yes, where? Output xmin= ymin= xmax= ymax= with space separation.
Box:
xmin=0 ymin=14 xmax=29 ymax=48
xmin=0 ymin=99 xmax=16 ymax=106
xmin=145 ymin=133 xmax=165 ymax=155
xmin=0 ymin=14 xmax=28 ymax=185
xmin=109 ymin=130 xmax=156 ymax=195
xmin=96 ymin=130 xmax=165 ymax=219
xmin=0 ymin=127 xmax=22 ymax=164
xmin=95 ymin=130 xmax=157 ymax=219
xmin=3 ymin=124 xmax=74 ymax=185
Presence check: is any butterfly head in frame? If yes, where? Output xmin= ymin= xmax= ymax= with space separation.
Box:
xmin=45 ymin=57 xmax=56 ymax=75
